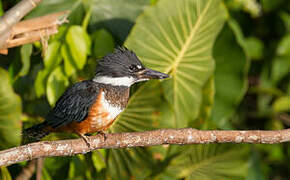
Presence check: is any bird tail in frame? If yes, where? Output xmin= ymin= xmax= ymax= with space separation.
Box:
xmin=22 ymin=122 xmax=50 ymax=144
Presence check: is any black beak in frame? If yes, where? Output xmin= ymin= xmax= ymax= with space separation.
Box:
xmin=138 ymin=68 xmax=169 ymax=80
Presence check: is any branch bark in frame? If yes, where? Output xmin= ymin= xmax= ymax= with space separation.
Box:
xmin=1 ymin=128 xmax=290 ymax=167
xmin=0 ymin=11 xmax=69 ymax=54
xmin=0 ymin=0 xmax=42 ymax=48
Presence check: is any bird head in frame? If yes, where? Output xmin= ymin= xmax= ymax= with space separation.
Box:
xmin=93 ymin=47 xmax=169 ymax=86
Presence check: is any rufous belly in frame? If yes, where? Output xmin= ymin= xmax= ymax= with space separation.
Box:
xmin=58 ymin=91 xmax=123 ymax=135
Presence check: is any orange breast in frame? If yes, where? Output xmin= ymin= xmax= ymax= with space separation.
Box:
xmin=58 ymin=90 xmax=119 ymax=135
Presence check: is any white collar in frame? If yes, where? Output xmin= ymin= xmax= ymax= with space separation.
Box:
xmin=93 ymin=76 xmax=135 ymax=87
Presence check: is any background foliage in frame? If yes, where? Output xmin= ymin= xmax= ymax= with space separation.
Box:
xmin=0 ymin=0 xmax=289 ymax=179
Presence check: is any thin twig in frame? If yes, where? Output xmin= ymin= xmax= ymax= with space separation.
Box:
xmin=0 ymin=128 xmax=289 ymax=167
xmin=15 ymin=160 xmax=36 ymax=180
xmin=36 ymin=158 xmax=43 ymax=180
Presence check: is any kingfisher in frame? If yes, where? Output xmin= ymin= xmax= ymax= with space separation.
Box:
xmin=24 ymin=47 xmax=169 ymax=146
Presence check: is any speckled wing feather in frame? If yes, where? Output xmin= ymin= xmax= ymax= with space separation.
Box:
xmin=45 ymin=80 xmax=99 ymax=129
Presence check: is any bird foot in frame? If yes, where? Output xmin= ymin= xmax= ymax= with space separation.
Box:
xmin=98 ymin=131 xmax=108 ymax=141
xmin=78 ymin=134 xmax=93 ymax=149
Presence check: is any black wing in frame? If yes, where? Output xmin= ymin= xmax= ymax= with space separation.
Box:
xmin=45 ymin=80 xmax=99 ymax=129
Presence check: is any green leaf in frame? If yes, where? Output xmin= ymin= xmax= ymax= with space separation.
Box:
xmin=0 ymin=0 xmax=3 ymax=16
xmin=0 ymin=68 xmax=22 ymax=149
xmin=256 ymin=144 xmax=285 ymax=162
xmin=44 ymin=157 xmax=70 ymax=179
xmin=271 ymin=56 xmax=290 ymax=84
xmin=68 ymin=156 xmax=87 ymax=179
xmin=44 ymin=41 xmax=62 ymax=72
xmin=280 ymin=11 xmax=290 ymax=32
xmin=26 ymin=0 xmax=85 ymax=26
xmin=107 ymin=0 xmax=227 ymax=177
xmin=34 ymin=41 xmax=62 ymax=97
xmin=92 ymin=29 xmax=115 ymax=58
xmin=212 ymin=20 xmax=249 ymax=129
xmin=19 ymin=43 xmax=33 ymax=77
xmin=244 ymin=37 xmax=264 ymax=60
xmin=107 ymin=148 xmax=155 ymax=180
xmin=125 ymin=0 xmax=227 ymax=127
xmin=65 ymin=26 xmax=90 ymax=70
xmin=165 ymin=144 xmax=249 ymax=179
xmin=35 ymin=69 xmax=49 ymax=97
xmin=261 ymin=0 xmax=284 ymax=12
xmin=26 ymin=0 xmax=82 ymax=18
xmin=46 ymin=67 xmax=69 ymax=106
xmin=92 ymin=150 xmax=106 ymax=172
xmin=61 ymin=43 xmax=77 ymax=76
xmin=0 ymin=167 xmax=12 ymax=180
xmin=87 ymin=0 xmax=150 ymax=42
xmin=42 ymin=167 xmax=52 ymax=180
xmin=50 ymin=25 xmax=68 ymax=42
xmin=196 ymin=76 xmax=215 ymax=128
xmin=82 ymin=5 xmax=92 ymax=30
xmin=277 ymin=34 xmax=290 ymax=57
xmin=272 ymin=96 xmax=290 ymax=113
xmin=246 ymin=150 xmax=266 ymax=180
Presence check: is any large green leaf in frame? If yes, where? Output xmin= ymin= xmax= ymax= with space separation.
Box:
xmin=246 ymin=150 xmax=266 ymax=180
xmin=0 ymin=68 xmax=22 ymax=149
xmin=26 ymin=0 xmax=85 ymax=27
xmin=68 ymin=155 xmax=94 ymax=180
xmin=92 ymin=150 xmax=106 ymax=172
xmin=44 ymin=157 xmax=70 ymax=180
xmin=26 ymin=0 xmax=82 ymax=18
xmin=27 ymin=0 xmax=148 ymax=42
xmin=195 ymin=76 xmax=215 ymax=129
xmin=92 ymin=29 xmax=115 ymax=58
xmin=107 ymin=0 xmax=227 ymax=178
xmin=107 ymin=148 xmax=155 ymax=180
xmin=87 ymin=0 xmax=150 ymax=42
xmin=212 ymin=19 xmax=249 ymax=128
xmin=125 ymin=0 xmax=227 ymax=127
xmin=163 ymin=144 xmax=249 ymax=179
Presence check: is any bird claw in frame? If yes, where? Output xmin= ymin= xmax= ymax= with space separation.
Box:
xmin=98 ymin=131 xmax=107 ymax=141
xmin=79 ymin=134 xmax=93 ymax=149
xmin=78 ymin=131 xmax=107 ymax=149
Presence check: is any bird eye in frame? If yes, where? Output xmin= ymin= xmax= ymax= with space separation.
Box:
xmin=129 ymin=65 xmax=138 ymax=72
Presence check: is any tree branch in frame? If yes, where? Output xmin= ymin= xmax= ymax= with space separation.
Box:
xmin=0 ymin=11 xmax=69 ymax=54
xmin=0 ymin=128 xmax=289 ymax=167
xmin=0 ymin=0 xmax=42 ymax=48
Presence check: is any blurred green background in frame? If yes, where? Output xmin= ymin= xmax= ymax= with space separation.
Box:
xmin=0 ymin=0 xmax=289 ymax=179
